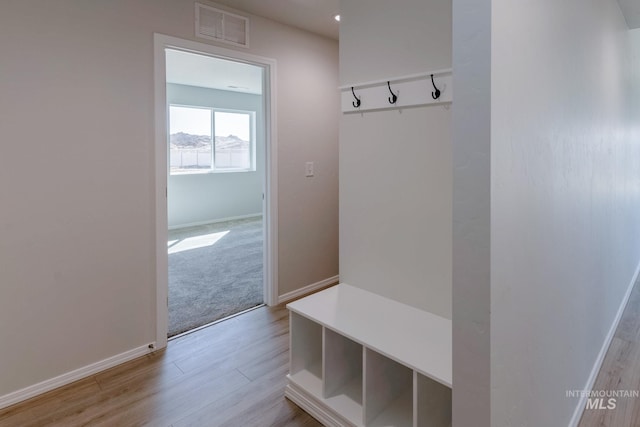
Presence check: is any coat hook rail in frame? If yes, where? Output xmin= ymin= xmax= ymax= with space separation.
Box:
xmin=340 ymin=69 xmax=452 ymax=113
xmin=351 ymin=87 xmax=361 ymax=108
xmin=430 ymin=74 xmax=441 ymax=100
xmin=387 ymin=81 xmax=398 ymax=104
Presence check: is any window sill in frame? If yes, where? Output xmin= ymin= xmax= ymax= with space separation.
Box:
xmin=170 ymin=169 xmax=256 ymax=176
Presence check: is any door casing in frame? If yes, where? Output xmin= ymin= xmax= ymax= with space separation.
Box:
xmin=153 ymin=33 xmax=278 ymax=349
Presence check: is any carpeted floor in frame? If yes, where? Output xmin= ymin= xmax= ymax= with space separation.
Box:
xmin=168 ymin=216 xmax=263 ymax=337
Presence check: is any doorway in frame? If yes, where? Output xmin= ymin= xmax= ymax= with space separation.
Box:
xmin=154 ymin=34 xmax=278 ymax=348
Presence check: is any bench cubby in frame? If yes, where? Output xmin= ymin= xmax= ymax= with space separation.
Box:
xmin=285 ymin=283 xmax=452 ymax=427
xmin=289 ymin=312 xmax=323 ymax=396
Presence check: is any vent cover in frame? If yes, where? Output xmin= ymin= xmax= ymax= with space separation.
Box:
xmin=195 ymin=3 xmax=249 ymax=48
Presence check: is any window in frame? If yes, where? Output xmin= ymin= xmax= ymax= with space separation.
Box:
xmin=213 ymin=111 xmax=252 ymax=171
xmin=169 ymin=106 xmax=212 ymax=173
xmin=169 ymin=105 xmax=254 ymax=174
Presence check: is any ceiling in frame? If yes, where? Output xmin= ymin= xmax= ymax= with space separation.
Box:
xmin=168 ymin=2 xmax=639 ymax=94
xmin=206 ymin=1 xmax=638 ymax=40
xmin=166 ymin=49 xmax=264 ymax=94
xmin=209 ymin=0 xmax=640 ymax=37
xmin=211 ymin=0 xmax=340 ymax=40
xmin=165 ymin=1 xmax=340 ymax=93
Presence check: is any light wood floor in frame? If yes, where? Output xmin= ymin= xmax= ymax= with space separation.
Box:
xmin=4 ymin=283 xmax=640 ymax=427
xmin=579 ymin=279 xmax=640 ymax=427
xmin=0 ymin=305 xmax=322 ymax=427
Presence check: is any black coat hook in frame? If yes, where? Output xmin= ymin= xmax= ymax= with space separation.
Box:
xmin=387 ymin=81 xmax=398 ymax=104
xmin=351 ymin=87 xmax=361 ymax=108
xmin=431 ymin=74 xmax=441 ymax=100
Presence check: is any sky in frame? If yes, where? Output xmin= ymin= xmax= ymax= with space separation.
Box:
xmin=170 ymin=106 xmax=250 ymax=141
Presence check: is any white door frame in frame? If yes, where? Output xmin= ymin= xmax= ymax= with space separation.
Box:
xmin=153 ymin=33 xmax=278 ymax=349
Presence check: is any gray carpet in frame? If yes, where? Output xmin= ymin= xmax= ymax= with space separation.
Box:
xmin=168 ymin=217 xmax=263 ymax=337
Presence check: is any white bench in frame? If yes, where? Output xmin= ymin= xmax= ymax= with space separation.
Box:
xmin=285 ymin=283 xmax=452 ymax=427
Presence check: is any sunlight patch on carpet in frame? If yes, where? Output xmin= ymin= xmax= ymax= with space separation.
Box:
xmin=168 ymin=217 xmax=263 ymax=337
xmin=168 ymin=230 xmax=229 ymax=254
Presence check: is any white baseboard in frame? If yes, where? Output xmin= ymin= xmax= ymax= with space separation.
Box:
xmin=0 ymin=343 xmax=155 ymax=410
xmin=285 ymin=381 xmax=346 ymax=427
xmin=568 ymin=259 xmax=640 ymax=427
xmin=278 ymin=276 xmax=339 ymax=305
xmin=168 ymin=213 xmax=262 ymax=231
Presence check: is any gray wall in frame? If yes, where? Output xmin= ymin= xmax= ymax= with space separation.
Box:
xmin=490 ymin=3 xmax=640 ymax=425
xmin=451 ymin=0 xmax=492 ymax=424
xmin=167 ymin=83 xmax=263 ymax=228
xmin=453 ymin=1 xmax=640 ymax=425
xmin=339 ymin=0 xmax=452 ymax=319
xmin=0 ymin=0 xmax=338 ymax=400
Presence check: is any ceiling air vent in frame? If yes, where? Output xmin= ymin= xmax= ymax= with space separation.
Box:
xmin=195 ymin=3 xmax=249 ymax=48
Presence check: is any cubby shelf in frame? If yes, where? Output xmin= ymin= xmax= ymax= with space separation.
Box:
xmin=285 ymin=283 xmax=452 ymax=427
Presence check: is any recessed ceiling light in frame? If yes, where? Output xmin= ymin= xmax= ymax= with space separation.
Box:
xmin=334 ymin=14 xmax=340 ymax=22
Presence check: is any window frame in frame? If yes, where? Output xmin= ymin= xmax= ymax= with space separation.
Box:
xmin=168 ymin=103 xmax=256 ymax=175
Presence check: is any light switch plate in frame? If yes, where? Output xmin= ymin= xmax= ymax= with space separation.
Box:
xmin=305 ymin=161 xmax=314 ymax=177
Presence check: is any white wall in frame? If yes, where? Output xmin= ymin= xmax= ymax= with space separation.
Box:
xmin=167 ymin=84 xmax=263 ymax=228
xmin=490 ymin=2 xmax=640 ymax=426
xmin=0 ymin=0 xmax=338 ymax=401
xmin=339 ymin=0 xmax=452 ymax=319
xmin=339 ymin=0 xmax=451 ymax=85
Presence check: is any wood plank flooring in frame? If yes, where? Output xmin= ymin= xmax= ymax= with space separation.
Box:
xmin=579 ymin=281 xmax=640 ymax=427
xmin=4 ymin=282 xmax=640 ymax=427
xmin=0 ymin=305 xmax=322 ymax=427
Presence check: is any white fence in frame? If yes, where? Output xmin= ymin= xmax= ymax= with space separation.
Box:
xmin=170 ymin=149 xmax=250 ymax=170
